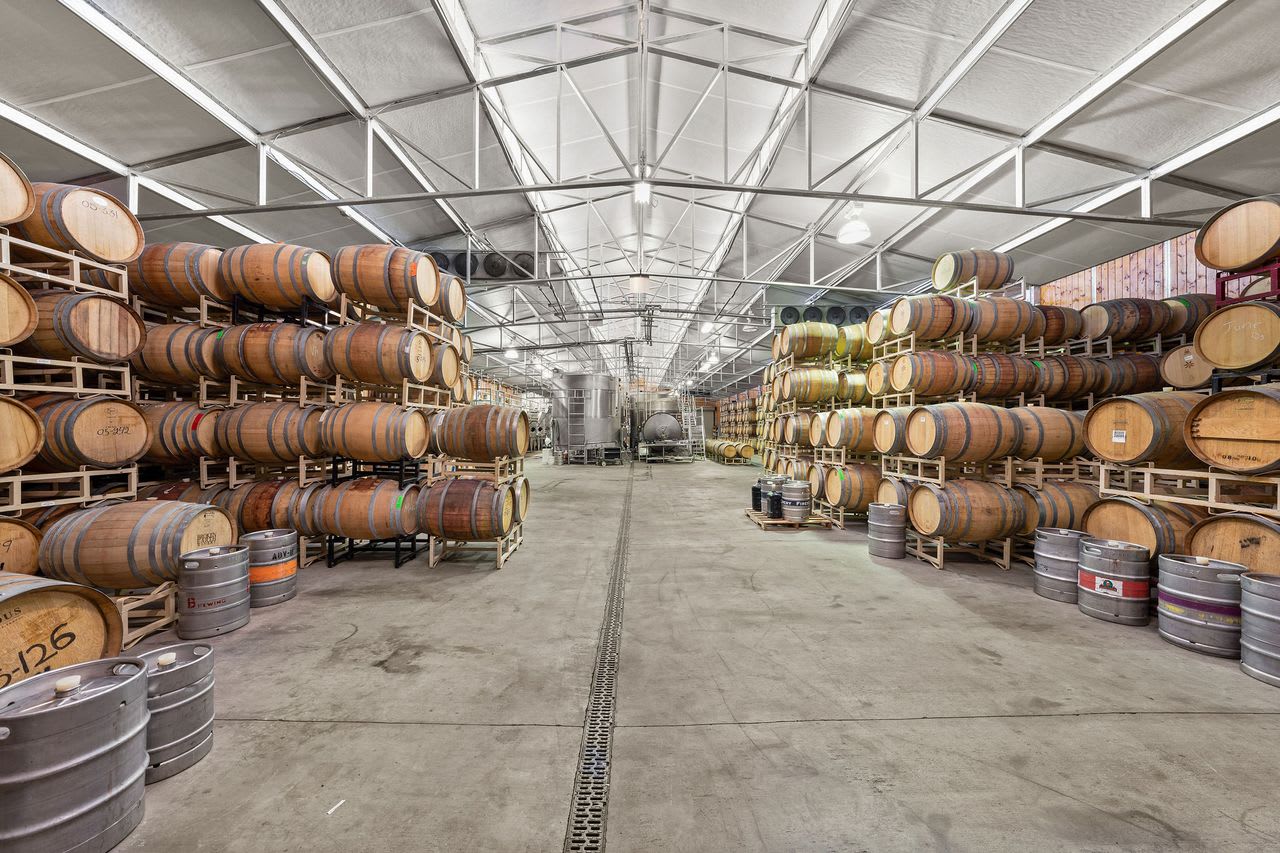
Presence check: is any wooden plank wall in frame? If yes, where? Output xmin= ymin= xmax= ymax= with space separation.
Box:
xmin=1037 ymin=231 xmax=1217 ymax=307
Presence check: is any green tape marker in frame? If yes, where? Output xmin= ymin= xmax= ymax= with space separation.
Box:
xmin=395 ymin=495 xmax=404 ymax=508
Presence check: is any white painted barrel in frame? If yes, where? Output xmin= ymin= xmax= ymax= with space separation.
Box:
xmin=1033 ymin=528 xmax=1086 ymax=603
xmin=1156 ymin=555 xmax=1246 ymax=658
xmin=1240 ymin=572 xmax=1280 ymax=688
xmin=0 ymin=657 xmax=148 ymax=853
xmin=177 ymin=545 xmax=250 ymax=639
xmin=1078 ymin=538 xmax=1151 ymax=626
xmin=139 ymin=642 xmax=215 ymax=783
xmin=868 ymin=503 xmax=907 ymax=558
xmin=241 ymin=528 xmax=298 ymax=608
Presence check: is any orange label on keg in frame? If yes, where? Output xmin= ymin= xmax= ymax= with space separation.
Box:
xmin=250 ymin=559 xmax=297 ymax=583
xmin=1079 ymin=570 xmax=1147 ymax=599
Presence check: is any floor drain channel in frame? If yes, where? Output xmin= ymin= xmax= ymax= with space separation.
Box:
xmin=563 ymin=464 xmax=634 ymax=853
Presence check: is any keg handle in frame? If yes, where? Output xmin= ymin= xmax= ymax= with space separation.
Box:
xmin=1080 ymin=542 xmax=1102 ymax=557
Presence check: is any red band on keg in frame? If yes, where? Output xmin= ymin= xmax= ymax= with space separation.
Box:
xmin=1079 ymin=570 xmax=1148 ymax=599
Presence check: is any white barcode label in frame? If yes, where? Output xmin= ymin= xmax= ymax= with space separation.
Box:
xmin=1111 ymin=430 xmax=1126 ymax=442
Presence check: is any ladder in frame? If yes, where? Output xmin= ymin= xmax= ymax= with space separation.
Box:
xmin=567 ymin=388 xmax=588 ymax=465
xmin=678 ymin=390 xmax=706 ymax=460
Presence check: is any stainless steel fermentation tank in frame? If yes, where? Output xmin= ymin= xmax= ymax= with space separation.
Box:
xmin=631 ymin=391 xmax=684 ymax=444
xmin=551 ymin=373 xmax=622 ymax=449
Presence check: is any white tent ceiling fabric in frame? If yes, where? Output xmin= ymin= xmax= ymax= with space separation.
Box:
xmin=0 ymin=0 xmax=1275 ymax=390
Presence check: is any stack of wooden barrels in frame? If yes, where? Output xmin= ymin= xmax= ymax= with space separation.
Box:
xmin=716 ymin=388 xmax=763 ymax=449
xmin=706 ymin=438 xmax=755 ymax=462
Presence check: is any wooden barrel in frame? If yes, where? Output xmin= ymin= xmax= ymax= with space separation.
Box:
xmin=1195 ymin=197 xmax=1280 ymax=271
xmin=1039 ymin=305 xmax=1084 ymax=345
xmin=1187 ymin=513 xmax=1280 ymax=572
xmin=904 ymin=402 xmax=1022 ymax=462
xmin=876 ymin=476 xmax=911 ymax=506
xmin=1080 ymin=298 xmax=1172 ymax=341
xmin=785 ymin=412 xmax=815 ymax=446
xmin=1161 ymin=293 xmax=1217 ymax=338
xmin=931 ymin=249 xmax=1014 ymax=292
xmin=433 ymin=273 xmax=467 ymax=323
xmin=431 ymin=404 xmax=529 ymax=461
xmin=908 ymin=480 xmax=1025 ymax=541
xmin=210 ymin=479 xmax=293 ymax=535
xmin=866 ymin=361 xmax=889 ymax=397
xmin=1082 ymin=391 xmax=1203 ymax=466
xmin=323 ymin=322 xmax=433 ymax=386
xmin=705 ymin=439 xmax=739 ymax=459
xmin=214 ymin=402 xmax=326 ymax=463
xmin=889 ymin=351 xmax=971 ymax=396
xmin=1183 ymin=385 xmax=1280 ymax=473
xmin=1193 ymin=301 xmax=1280 ymax=371
xmin=512 ymin=474 xmax=531 ymax=524
xmin=807 ymin=463 xmax=827 ymax=500
xmin=0 ymin=518 xmax=42 ymax=575
xmin=866 ymin=306 xmax=893 ymax=345
xmin=1032 ymin=355 xmax=1094 ymax=400
xmin=770 ymin=333 xmax=784 ymax=361
xmin=789 ymin=368 xmax=839 ymax=403
xmin=807 ymin=412 xmax=832 ymax=449
xmin=269 ymin=480 xmax=326 ymax=538
xmin=1009 ymin=406 xmax=1085 ymax=462
xmin=219 ymin=243 xmax=336 ymax=308
xmin=825 ymin=409 xmax=876 ymax=452
xmin=137 ymin=480 xmax=208 ymax=503
xmin=1012 ymin=480 xmax=1099 ymax=535
xmin=130 ymin=324 xmax=225 ymax=385
xmin=835 ymin=323 xmax=873 ymax=361
xmin=40 ymin=500 xmax=235 ymax=588
xmin=320 ymin=403 xmax=428 ymax=462
xmin=0 ymin=151 xmax=35 ymax=225
xmin=967 ymin=297 xmax=1042 ymax=342
xmin=1082 ymin=497 xmax=1206 ymax=561
xmin=107 ymin=242 xmax=230 ymax=306
xmin=1095 ymin=352 xmax=1162 ymax=396
xmin=0 ymin=572 xmax=123 ymax=686
xmin=780 ymin=322 xmax=838 ymax=358
xmin=417 ymin=477 xmax=513 ymax=540
xmin=141 ymin=402 xmax=221 ymax=463
xmin=0 ymin=273 xmax=38 ymax=347
xmin=0 ymin=397 xmax=44 ymax=473
xmin=819 ymin=463 xmax=877 ymax=511
xmin=970 ymin=353 xmax=1038 ymax=399
xmin=872 ymin=407 xmax=912 ymax=455
xmin=25 ymin=394 xmax=150 ymax=470
xmin=428 ymin=343 xmax=460 ymax=390
xmin=888 ymin=295 xmax=974 ymax=340
xmin=215 ymin=322 xmax=333 ymax=385
xmin=14 ymin=290 xmax=146 ymax=363
xmin=312 ymin=477 xmax=420 ymax=540
xmin=1159 ymin=344 xmax=1215 ymax=389
xmin=332 ymin=245 xmax=440 ymax=311
xmin=11 ymin=182 xmax=144 ymax=263
xmin=836 ymin=371 xmax=869 ymax=404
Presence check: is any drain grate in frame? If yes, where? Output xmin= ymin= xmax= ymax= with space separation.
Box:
xmin=563 ymin=464 xmax=634 ymax=853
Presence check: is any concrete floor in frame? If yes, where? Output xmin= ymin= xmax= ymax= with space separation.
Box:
xmin=120 ymin=461 xmax=1280 ymax=852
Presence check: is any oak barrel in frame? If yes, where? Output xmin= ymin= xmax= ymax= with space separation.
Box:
xmin=825 ymin=408 xmax=876 ymax=453
xmin=904 ymin=402 xmax=1022 ymax=462
xmin=1039 ymin=305 xmax=1084 ymax=345
xmin=1009 ymin=406 xmax=1085 ymax=462
xmin=1080 ymin=298 xmax=1172 ymax=341
xmin=1012 ymin=480 xmax=1098 ymax=536
xmin=785 ymin=412 xmax=815 ymax=447
xmin=865 ymin=361 xmax=889 ymax=397
xmin=908 ymin=480 xmax=1025 ymax=541
xmin=865 ymin=306 xmax=892 ymax=345
xmin=1187 ymin=513 xmax=1280 ymax=573
xmin=1082 ymin=498 xmax=1205 ymax=562
xmin=0 ymin=150 xmax=35 ymax=225
xmin=104 ymin=242 xmax=230 ymax=306
xmin=779 ymin=322 xmax=838 ymax=358
xmin=1184 ymin=385 xmax=1280 ymax=473
xmin=0 ymin=518 xmax=42 ymax=575
xmin=218 ymin=243 xmax=336 ymax=308
xmin=25 ymin=394 xmax=150 ymax=470
xmin=269 ymin=479 xmax=326 ymax=538
xmin=214 ymin=402 xmax=326 ymax=463
xmin=14 ymin=290 xmax=146 ymax=363
xmin=320 ymin=402 xmax=429 ymax=462
xmin=215 ymin=322 xmax=333 ymax=386
xmin=428 ymin=342 xmax=461 ymax=390
xmin=1095 ymin=352 xmax=1163 ymax=396
xmin=875 ymin=476 xmax=911 ymax=506
xmin=1195 ymin=197 xmax=1280 ymax=271
xmin=888 ymin=351 xmax=971 ymax=396
xmin=323 ymin=322 xmax=433 ymax=386
xmin=787 ymin=367 xmax=839 ymax=403
xmin=888 ymin=295 xmax=974 ymax=340
xmin=931 ymin=249 xmax=1013 ymax=292
xmin=834 ymin=323 xmax=873 ymax=361
xmin=433 ymin=273 xmax=467 ymax=323
xmin=970 ymin=352 xmax=1038 ymax=399
xmin=836 ymin=371 xmax=869 ymax=404
xmin=1160 ymin=344 xmax=1215 ymax=390
xmin=0 ymin=396 xmax=44 ymax=473
xmin=332 ymin=245 xmax=440 ymax=311
xmin=141 ymin=402 xmax=221 ymax=463
xmin=1082 ymin=391 xmax=1203 ymax=466
xmin=11 ymin=182 xmax=144 ymax=263
xmin=130 ymin=324 xmax=225 ymax=385
xmin=872 ymin=407 xmax=912 ymax=455
xmin=807 ymin=412 xmax=832 ymax=449
xmin=430 ymin=404 xmax=529 ymax=462
xmin=210 ymin=479 xmax=293 ymax=535
xmin=312 ymin=477 xmax=420 ymax=540
xmin=0 ymin=572 xmax=122 ymax=687
xmin=1032 ymin=355 xmax=1095 ymax=400
xmin=417 ymin=477 xmax=514 ymax=541
xmin=1193 ymin=301 xmax=1280 ymax=371
xmin=40 ymin=501 xmax=235 ymax=588
xmin=823 ymin=463 xmax=881 ymax=512
xmin=0 ymin=272 xmax=38 ymax=347
xmin=967 ymin=297 xmax=1042 ymax=342
xmin=1161 ymin=293 xmax=1217 ymax=338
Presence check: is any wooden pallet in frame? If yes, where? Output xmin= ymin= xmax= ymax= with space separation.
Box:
xmin=812 ymin=499 xmax=866 ymax=530
xmin=0 ymin=466 xmax=138 ymax=513
xmin=0 ymin=352 xmax=132 ymax=397
xmin=744 ymin=508 xmax=833 ymax=530
xmin=907 ymin=529 xmax=1018 ymax=571
xmin=1097 ymin=462 xmax=1280 ymax=518
xmin=427 ymin=523 xmax=524 ymax=569
xmin=0 ymin=230 xmax=129 ymax=298
xmin=114 ymin=582 xmax=177 ymax=649
xmin=443 ymin=455 xmax=524 ymax=486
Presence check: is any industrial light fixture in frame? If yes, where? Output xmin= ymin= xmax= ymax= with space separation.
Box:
xmin=708 ymin=352 xmax=720 ymax=365
xmin=629 ymin=274 xmax=650 ymax=294
xmin=836 ymin=203 xmax=871 ymax=245
xmin=633 ymin=181 xmax=652 ymax=205
xmin=504 ymin=348 xmax=518 ymax=360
